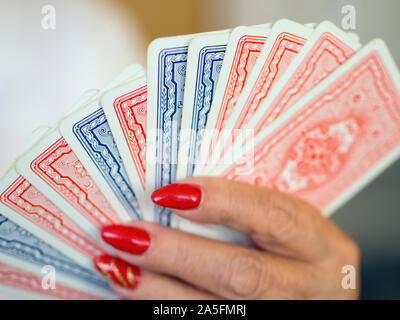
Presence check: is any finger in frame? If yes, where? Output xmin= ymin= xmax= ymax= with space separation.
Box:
xmin=94 ymin=253 xmax=217 ymax=300
xmin=101 ymin=223 xmax=315 ymax=299
xmin=151 ymin=177 xmax=350 ymax=261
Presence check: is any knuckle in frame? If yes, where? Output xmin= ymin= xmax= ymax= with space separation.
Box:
xmin=264 ymin=192 xmax=300 ymax=242
xmin=204 ymin=178 xmax=236 ymax=224
xmin=222 ymin=252 xmax=266 ymax=298
xmin=218 ymin=182 xmax=249 ymax=225
xmin=341 ymin=237 xmax=361 ymax=267
xmin=170 ymin=239 xmax=194 ymax=272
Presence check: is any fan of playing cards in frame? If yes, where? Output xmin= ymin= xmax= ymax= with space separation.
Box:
xmin=1 ymin=19 xmax=400 ymax=299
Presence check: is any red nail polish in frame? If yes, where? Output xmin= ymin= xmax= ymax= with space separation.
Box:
xmin=151 ymin=183 xmax=201 ymax=210
xmin=101 ymin=225 xmax=150 ymax=255
xmin=93 ymin=254 xmax=140 ymax=289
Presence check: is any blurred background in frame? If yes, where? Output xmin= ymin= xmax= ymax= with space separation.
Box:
xmin=0 ymin=0 xmax=399 ymax=299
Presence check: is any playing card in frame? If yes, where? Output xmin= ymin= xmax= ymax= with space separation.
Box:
xmin=13 ymin=67 xmax=145 ymax=243
xmin=15 ymin=127 xmax=122 ymax=244
xmin=61 ymin=89 xmax=99 ymax=118
xmin=0 ymin=168 xmax=104 ymax=270
xmin=63 ymin=64 xmax=144 ymax=118
xmin=219 ymin=21 xmax=361 ymax=162
xmin=347 ymin=32 xmax=360 ymax=43
xmin=0 ymin=119 xmax=104 ymax=270
xmin=19 ymin=127 xmax=53 ymax=155
xmin=101 ymin=77 xmax=148 ymax=216
xmin=255 ymin=22 xmax=273 ymax=29
xmin=0 ymin=261 xmax=104 ymax=299
xmin=212 ymin=39 xmax=400 ymax=216
xmin=0 ymin=212 xmax=114 ymax=299
xmin=176 ymin=31 xmax=230 ymax=180
xmin=59 ymin=87 xmax=144 ymax=222
xmin=142 ymin=30 xmax=265 ymax=243
xmin=242 ymin=21 xmax=361 ymax=137
xmin=101 ymin=75 xmax=249 ymax=244
xmin=101 ymin=64 xmax=145 ymax=94
xmin=199 ymin=20 xmax=314 ymax=173
xmin=193 ymin=25 xmax=271 ymax=176
xmin=146 ymin=33 xmax=201 ymax=226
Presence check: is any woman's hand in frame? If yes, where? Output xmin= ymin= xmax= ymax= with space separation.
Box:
xmin=94 ymin=177 xmax=360 ymax=299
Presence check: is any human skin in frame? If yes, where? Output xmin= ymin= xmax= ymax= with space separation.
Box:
xmin=94 ymin=177 xmax=360 ymax=299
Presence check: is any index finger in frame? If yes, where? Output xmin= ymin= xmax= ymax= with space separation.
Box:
xmin=151 ymin=177 xmax=351 ymax=262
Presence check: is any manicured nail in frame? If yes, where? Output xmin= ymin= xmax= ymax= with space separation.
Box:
xmin=94 ymin=254 xmax=140 ymax=289
xmin=101 ymin=225 xmax=150 ymax=255
xmin=151 ymin=183 xmax=201 ymax=210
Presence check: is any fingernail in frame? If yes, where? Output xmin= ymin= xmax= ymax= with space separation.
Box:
xmin=94 ymin=254 xmax=140 ymax=289
xmin=151 ymin=183 xmax=201 ymax=210
xmin=101 ymin=225 xmax=150 ymax=255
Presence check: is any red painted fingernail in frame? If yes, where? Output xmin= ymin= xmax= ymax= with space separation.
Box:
xmin=101 ymin=225 xmax=150 ymax=255
xmin=151 ymin=183 xmax=201 ymax=210
xmin=93 ymin=254 xmax=140 ymax=289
